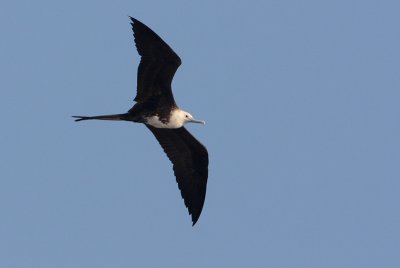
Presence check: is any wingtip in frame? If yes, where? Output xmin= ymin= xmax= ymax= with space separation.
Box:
xmin=191 ymin=213 xmax=201 ymax=226
xmin=128 ymin=16 xmax=139 ymax=24
xmin=128 ymin=16 xmax=135 ymax=26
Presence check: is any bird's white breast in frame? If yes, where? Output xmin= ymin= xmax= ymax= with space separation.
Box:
xmin=145 ymin=110 xmax=185 ymax=129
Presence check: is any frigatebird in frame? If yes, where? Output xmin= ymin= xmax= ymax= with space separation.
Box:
xmin=73 ymin=17 xmax=208 ymax=225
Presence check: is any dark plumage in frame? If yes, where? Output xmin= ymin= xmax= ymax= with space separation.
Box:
xmin=73 ymin=17 xmax=208 ymax=225
xmin=147 ymin=126 xmax=208 ymax=224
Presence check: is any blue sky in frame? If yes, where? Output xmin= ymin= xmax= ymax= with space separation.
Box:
xmin=1 ymin=0 xmax=399 ymax=267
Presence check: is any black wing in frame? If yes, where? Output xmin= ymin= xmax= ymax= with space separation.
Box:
xmin=130 ymin=17 xmax=181 ymax=107
xmin=146 ymin=125 xmax=209 ymax=225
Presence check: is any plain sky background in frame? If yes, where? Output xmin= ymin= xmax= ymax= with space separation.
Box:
xmin=1 ymin=0 xmax=399 ymax=267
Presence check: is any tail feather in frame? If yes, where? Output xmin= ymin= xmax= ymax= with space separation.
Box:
xmin=72 ymin=114 xmax=127 ymax=122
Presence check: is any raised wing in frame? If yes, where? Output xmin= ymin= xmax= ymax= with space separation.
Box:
xmin=130 ymin=17 xmax=181 ymax=106
xmin=146 ymin=125 xmax=209 ymax=225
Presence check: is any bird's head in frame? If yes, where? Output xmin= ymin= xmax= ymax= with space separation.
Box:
xmin=180 ymin=110 xmax=205 ymax=125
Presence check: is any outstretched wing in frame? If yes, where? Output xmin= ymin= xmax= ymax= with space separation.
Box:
xmin=146 ymin=125 xmax=209 ymax=225
xmin=130 ymin=17 xmax=181 ymax=107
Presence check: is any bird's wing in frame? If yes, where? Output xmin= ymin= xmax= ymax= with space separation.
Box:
xmin=130 ymin=17 xmax=181 ymax=106
xmin=146 ymin=125 xmax=209 ymax=225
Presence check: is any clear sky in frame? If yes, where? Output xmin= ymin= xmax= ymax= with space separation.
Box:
xmin=1 ymin=0 xmax=399 ymax=267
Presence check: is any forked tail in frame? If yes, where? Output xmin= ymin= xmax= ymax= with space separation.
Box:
xmin=72 ymin=113 xmax=128 ymax=122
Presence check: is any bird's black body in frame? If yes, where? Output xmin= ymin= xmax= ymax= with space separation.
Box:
xmin=73 ymin=17 xmax=208 ymax=225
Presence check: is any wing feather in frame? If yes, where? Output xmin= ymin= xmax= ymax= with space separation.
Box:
xmin=146 ymin=125 xmax=208 ymax=225
xmin=130 ymin=17 xmax=181 ymax=106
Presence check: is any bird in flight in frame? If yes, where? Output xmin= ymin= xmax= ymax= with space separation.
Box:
xmin=73 ymin=17 xmax=208 ymax=225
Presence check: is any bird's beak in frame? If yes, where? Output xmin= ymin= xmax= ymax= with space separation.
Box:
xmin=190 ymin=118 xmax=206 ymax=125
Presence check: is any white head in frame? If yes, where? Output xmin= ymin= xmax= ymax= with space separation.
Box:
xmin=153 ymin=109 xmax=205 ymax=129
xmin=168 ymin=109 xmax=205 ymax=128
xmin=181 ymin=110 xmax=206 ymax=125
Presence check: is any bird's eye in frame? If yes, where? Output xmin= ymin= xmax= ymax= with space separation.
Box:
xmin=185 ymin=115 xmax=188 ymax=118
